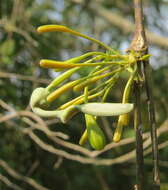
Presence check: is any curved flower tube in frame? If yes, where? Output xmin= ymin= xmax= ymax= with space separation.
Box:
xmin=113 ymin=64 xmax=137 ymax=142
xmin=39 ymin=59 xmax=127 ymax=69
xmin=30 ymin=87 xmax=79 ymax=123
xmin=30 ymin=87 xmax=134 ymax=124
xmin=37 ymin=25 xmax=113 ymax=51
xmin=30 ymin=87 xmax=50 ymax=109
xmin=46 ymin=67 xmax=80 ymax=91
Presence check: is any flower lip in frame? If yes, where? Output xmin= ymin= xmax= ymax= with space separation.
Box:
xmin=75 ymin=103 xmax=134 ymax=116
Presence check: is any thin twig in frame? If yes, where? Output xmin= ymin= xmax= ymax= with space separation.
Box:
xmin=1 ymin=102 xmax=168 ymax=159
xmin=0 ymin=160 xmax=49 ymax=190
xmin=0 ymin=71 xmax=50 ymax=84
xmin=53 ymin=157 xmax=63 ymax=169
xmin=1 ymin=109 xmax=167 ymax=166
xmin=0 ymin=174 xmax=23 ymax=190
xmin=0 ymin=99 xmax=15 ymax=112
xmin=24 ymin=126 xmax=167 ymax=166
xmin=1 ymin=99 xmax=167 ymax=166
xmin=71 ymin=0 xmax=168 ymax=49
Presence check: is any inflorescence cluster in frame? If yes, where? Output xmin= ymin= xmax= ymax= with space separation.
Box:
xmin=30 ymin=25 xmax=150 ymax=150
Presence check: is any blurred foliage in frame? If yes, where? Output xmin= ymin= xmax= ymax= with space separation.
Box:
xmin=0 ymin=0 xmax=168 ymax=189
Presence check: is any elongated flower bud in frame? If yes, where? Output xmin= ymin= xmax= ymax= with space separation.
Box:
xmin=73 ymin=71 xmax=115 ymax=92
xmin=46 ymin=67 xmax=79 ymax=90
xmin=113 ymin=113 xmax=129 ymax=142
xmin=39 ymin=59 xmax=119 ymax=69
xmin=79 ymin=129 xmax=88 ymax=145
xmin=47 ymin=80 xmax=80 ymax=102
xmin=113 ymin=65 xmax=136 ymax=142
xmin=37 ymin=25 xmax=74 ymax=33
xmin=59 ymin=90 xmax=104 ymax=109
xmin=37 ymin=25 xmax=112 ymax=51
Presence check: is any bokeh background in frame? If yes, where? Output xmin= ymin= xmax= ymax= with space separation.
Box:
xmin=0 ymin=0 xmax=168 ymax=189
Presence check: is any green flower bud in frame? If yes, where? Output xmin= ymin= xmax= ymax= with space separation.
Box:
xmin=85 ymin=114 xmax=106 ymax=150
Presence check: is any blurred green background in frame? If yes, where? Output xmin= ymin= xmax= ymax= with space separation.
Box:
xmin=0 ymin=0 xmax=168 ymax=189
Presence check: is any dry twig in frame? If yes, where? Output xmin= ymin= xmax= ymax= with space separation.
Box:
xmin=0 ymin=160 xmax=49 ymax=190
xmin=0 ymin=174 xmax=23 ymax=190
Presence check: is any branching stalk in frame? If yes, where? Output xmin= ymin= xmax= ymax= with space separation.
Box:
xmin=129 ymin=1 xmax=145 ymax=189
xmin=143 ymin=60 xmax=160 ymax=189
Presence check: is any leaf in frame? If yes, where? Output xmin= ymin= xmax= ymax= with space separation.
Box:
xmin=0 ymin=39 xmax=15 ymax=56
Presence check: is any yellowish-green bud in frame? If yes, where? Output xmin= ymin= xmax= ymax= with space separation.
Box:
xmin=85 ymin=114 xmax=106 ymax=150
xmin=113 ymin=113 xmax=129 ymax=143
xmin=79 ymin=129 xmax=88 ymax=145
xmin=37 ymin=25 xmax=112 ymax=51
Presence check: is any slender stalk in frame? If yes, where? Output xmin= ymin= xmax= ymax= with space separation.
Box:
xmin=143 ymin=60 xmax=160 ymax=189
xmin=129 ymin=0 xmax=146 ymax=189
xmin=134 ymin=74 xmax=144 ymax=190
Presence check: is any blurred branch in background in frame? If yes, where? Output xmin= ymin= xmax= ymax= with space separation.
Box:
xmin=1 ymin=99 xmax=168 ymax=165
xmin=0 ymin=71 xmax=50 ymax=84
xmin=0 ymin=174 xmax=23 ymax=190
xmin=0 ymin=160 xmax=49 ymax=190
xmin=71 ymin=0 xmax=168 ymax=49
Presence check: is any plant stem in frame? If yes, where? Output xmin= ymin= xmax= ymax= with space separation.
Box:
xmin=129 ymin=0 xmax=146 ymax=189
xmin=129 ymin=0 xmax=160 ymax=189
xmin=128 ymin=0 xmax=147 ymax=52
xmin=134 ymin=72 xmax=144 ymax=190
